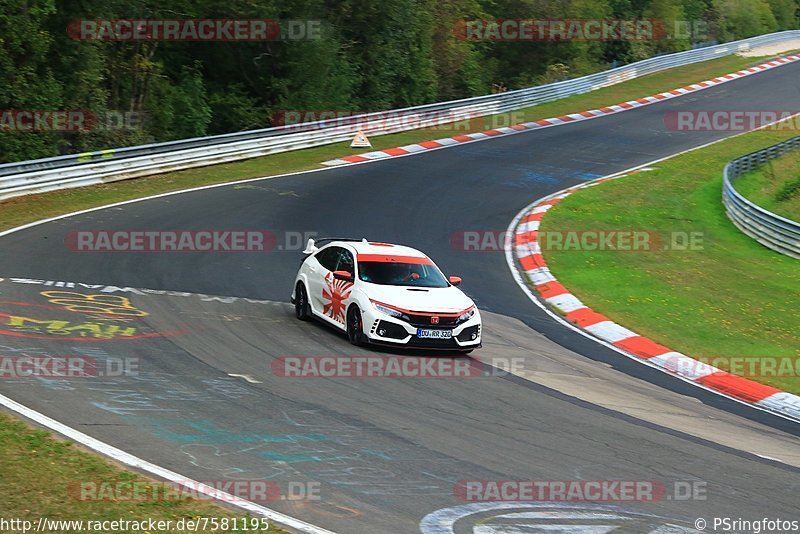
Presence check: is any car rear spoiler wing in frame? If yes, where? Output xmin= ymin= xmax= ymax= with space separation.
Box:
xmin=302 ymin=237 xmax=366 ymax=255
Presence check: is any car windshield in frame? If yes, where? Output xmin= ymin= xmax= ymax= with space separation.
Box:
xmin=358 ymin=261 xmax=449 ymax=288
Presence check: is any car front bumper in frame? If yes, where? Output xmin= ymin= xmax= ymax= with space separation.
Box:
xmin=362 ymin=309 xmax=482 ymax=351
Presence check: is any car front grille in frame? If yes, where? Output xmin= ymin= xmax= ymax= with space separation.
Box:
xmin=406 ymin=313 xmax=459 ymax=328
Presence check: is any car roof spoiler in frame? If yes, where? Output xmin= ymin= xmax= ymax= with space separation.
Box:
xmin=302 ymin=237 xmax=366 ymax=255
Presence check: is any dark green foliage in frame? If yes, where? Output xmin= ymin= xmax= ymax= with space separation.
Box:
xmin=0 ymin=0 xmax=796 ymax=162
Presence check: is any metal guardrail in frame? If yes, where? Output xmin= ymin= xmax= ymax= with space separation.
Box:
xmin=722 ymin=136 xmax=800 ymax=259
xmin=1 ymin=30 xmax=799 ymax=200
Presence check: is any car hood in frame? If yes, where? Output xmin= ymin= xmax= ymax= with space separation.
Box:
xmin=365 ymin=284 xmax=475 ymax=313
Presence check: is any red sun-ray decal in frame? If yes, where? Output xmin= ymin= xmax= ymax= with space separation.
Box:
xmin=322 ymin=273 xmax=352 ymax=323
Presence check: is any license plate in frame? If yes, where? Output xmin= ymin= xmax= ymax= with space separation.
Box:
xmin=416 ymin=328 xmax=452 ymax=339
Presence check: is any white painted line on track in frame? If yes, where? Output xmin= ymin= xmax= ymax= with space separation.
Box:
xmin=0 ymin=392 xmax=335 ymax=534
xmin=228 ymin=373 xmax=263 ymax=384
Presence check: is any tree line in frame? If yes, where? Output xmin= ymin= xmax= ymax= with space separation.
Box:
xmin=0 ymin=0 xmax=797 ymax=163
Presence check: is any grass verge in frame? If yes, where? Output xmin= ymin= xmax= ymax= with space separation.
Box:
xmin=0 ymin=411 xmax=286 ymax=533
xmin=735 ymin=145 xmax=800 ymax=220
xmin=540 ymin=127 xmax=800 ymax=394
xmin=0 ymin=53 xmax=779 ymax=232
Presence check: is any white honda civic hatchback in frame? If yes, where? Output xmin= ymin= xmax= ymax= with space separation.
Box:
xmin=291 ymin=238 xmax=482 ymax=352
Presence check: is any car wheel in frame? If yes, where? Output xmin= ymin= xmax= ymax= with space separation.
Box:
xmin=295 ymin=283 xmax=311 ymax=321
xmin=347 ymin=305 xmax=366 ymax=346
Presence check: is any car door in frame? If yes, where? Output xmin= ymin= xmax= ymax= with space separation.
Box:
xmin=330 ymin=247 xmax=357 ymax=325
xmin=306 ymin=246 xmax=340 ymax=315
xmin=319 ymin=246 xmax=356 ymax=327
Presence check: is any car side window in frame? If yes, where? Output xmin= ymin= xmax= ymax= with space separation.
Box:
xmin=336 ymin=249 xmax=355 ymax=274
xmin=314 ymin=247 xmax=339 ymax=271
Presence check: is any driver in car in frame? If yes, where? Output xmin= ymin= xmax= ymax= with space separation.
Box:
xmin=391 ymin=264 xmax=420 ymax=284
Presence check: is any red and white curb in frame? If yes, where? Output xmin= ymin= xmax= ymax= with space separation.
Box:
xmin=322 ymin=54 xmax=800 ymax=167
xmin=509 ymin=173 xmax=800 ymax=424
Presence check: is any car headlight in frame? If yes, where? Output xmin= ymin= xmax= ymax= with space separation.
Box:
xmin=457 ymin=306 xmax=476 ymax=323
xmin=371 ymin=300 xmax=411 ymax=322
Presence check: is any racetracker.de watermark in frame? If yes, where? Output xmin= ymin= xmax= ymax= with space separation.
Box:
xmin=679 ymin=356 xmax=800 ymax=378
xmin=271 ymin=109 xmax=525 ymax=132
xmin=454 ymin=480 xmax=707 ymax=502
xmin=272 ymin=356 xmax=526 ymax=378
xmin=452 ymin=230 xmax=704 ymax=252
xmin=68 ymin=479 xmax=320 ymax=503
xmin=0 ymin=356 xmax=138 ymax=378
xmin=454 ymin=19 xmax=709 ymax=41
xmin=665 ymin=110 xmax=800 ymax=131
xmin=68 ymin=19 xmax=322 ymax=41
xmin=0 ymin=110 xmax=144 ymax=132
xmin=64 ymin=230 xmax=318 ymax=252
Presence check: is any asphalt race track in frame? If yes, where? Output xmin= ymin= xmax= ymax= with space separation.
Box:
xmin=0 ymin=58 xmax=799 ymax=532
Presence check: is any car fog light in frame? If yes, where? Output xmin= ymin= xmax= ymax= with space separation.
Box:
xmin=379 ymin=328 xmax=387 ymax=336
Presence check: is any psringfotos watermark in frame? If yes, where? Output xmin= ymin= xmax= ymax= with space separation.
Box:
xmin=455 ymin=480 xmax=707 ymax=502
xmin=694 ymin=517 xmax=800 ymax=532
xmin=68 ymin=19 xmax=323 ymax=41
xmin=451 ymin=230 xmax=704 ymax=252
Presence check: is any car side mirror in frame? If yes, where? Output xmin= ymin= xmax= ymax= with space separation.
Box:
xmin=333 ymin=270 xmax=354 ymax=282
xmin=449 ymin=275 xmax=462 ymax=286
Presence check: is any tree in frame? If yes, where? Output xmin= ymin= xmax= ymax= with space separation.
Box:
xmin=645 ymin=0 xmax=690 ymax=53
xmin=430 ymin=0 xmax=491 ymax=99
xmin=713 ymin=0 xmax=778 ymax=39
xmin=0 ymin=0 xmax=63 ymax=161
xmin=766 ymin=0 xmax=798 ymax=29
xmin=0 ymin=0 xmax=792 ymax=163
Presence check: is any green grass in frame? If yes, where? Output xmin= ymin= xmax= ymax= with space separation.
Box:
xmin=735 ymin=145 xmax=800 ymax=220
xmin=0 ymin=53 xmax=776 ymax=232
xmin=541 ymin=128 xmax=800 ymax=394
xmin=0 ymin=412 xmax=286 ymax=533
